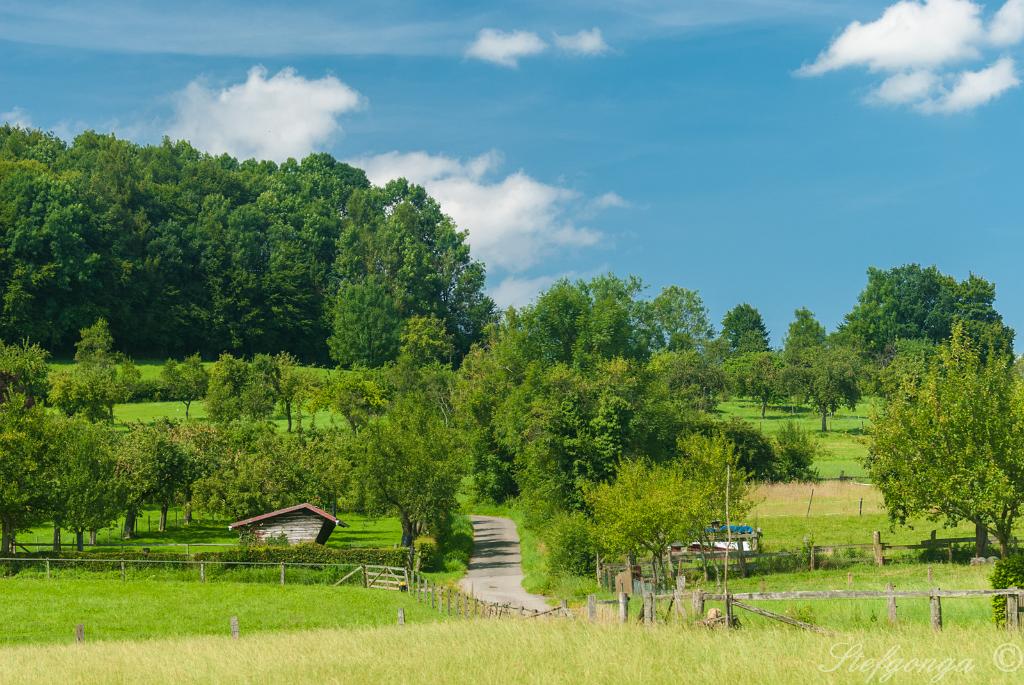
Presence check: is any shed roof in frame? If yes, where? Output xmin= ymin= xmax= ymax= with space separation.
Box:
xmin=228 ymin=503 xmax=348 ymax=530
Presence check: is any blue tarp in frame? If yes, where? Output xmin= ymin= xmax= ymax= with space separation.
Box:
xmin=705 ymin=524 xmax=754 ymax=535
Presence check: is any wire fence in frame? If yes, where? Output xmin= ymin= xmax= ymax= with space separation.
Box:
xmin=0 ymin=557 xmax=408 ymax=588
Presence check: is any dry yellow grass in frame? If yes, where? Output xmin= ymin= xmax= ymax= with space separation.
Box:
xmin=752 ymin=480 xmax=885 ymax=519
xmin=1 ymin=620 xmax=1022 ymax=684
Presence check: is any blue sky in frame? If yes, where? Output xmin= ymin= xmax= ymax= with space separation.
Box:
xmin=2 ymin=0 xmax=1023 ymax=345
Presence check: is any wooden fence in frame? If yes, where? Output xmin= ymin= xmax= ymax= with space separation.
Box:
xmin=581 ymin=578 xmax=1024 ymax=633
xmin=405 ymin=570 xmax=571 ymax=620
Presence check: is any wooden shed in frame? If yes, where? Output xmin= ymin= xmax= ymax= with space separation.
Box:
xmin=228 ymin=503 xmax=346 ymax=545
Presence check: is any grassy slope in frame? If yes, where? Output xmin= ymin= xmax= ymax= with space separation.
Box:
xmin=0 ymin=621 xmax=1016 ymax=684
xmin=716 ymin=398 xmax=875 ymax=478
xmin=0 ymin=578 xmax=441 ymax=645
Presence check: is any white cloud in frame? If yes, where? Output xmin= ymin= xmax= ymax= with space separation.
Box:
xmin=800 ymin=0 xmax=984 ymax=75
xmin=868 ymin=70 xmax=940 ymax=104
xmin=1 ymin=107 xmax=33 ymax=128
xmin=350 ymin=150 xmax=601 ymax=272
xmin=592 ymin=191 xmax=630 ymax=209
xmin=167 ymin=66 xmax=362 ymax=162
xmin=802 ymin=0 xmax=1023 ymax=113
xmin=465 ymin=29 xmax=546 ymax=67
xmin=490 ymin=274 xmax=562 ymax=309
xmin=554 ymin=28 xmax=610 ymax=56
xmin=919 ymin=56 xmax=1020 ymax=112
xmin=991 ymin=0 xmax=1024 ymax=46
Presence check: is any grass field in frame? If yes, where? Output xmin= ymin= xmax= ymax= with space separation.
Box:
xmin=0 ymin=578 xmax=439 ymax=645
xmin=717 ymin=398 xmax=875 ymax=478
xmin=1 ymin=620 xmax=1019 ymax=684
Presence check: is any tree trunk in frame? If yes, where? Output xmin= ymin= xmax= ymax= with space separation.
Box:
xmin=761 ymin=400 xmax=768 ymax=418
xmin=400 ymin=514 xmax=415 ymax=548
xmin=821 ymin=410 xmax=828 ymax=432
xmin=89 ymin=530 xmax=97 ymax=546
xmin=285 ymin=402 xmax=293 ymax=432
xmin=159 ymin=503 xmax=168 ymax=532
xmin=1 ymin=517 xmax=12 ymax=555
xmin=52 ymin=525 xmax=61 ymax=553
xmin=76 ymin=529 xmax=85 ymax=552
xmin=183 ymin=500 xmax=193 ymax=525
xmin=123 ymin=509 xmax=137 ymax=540
xmin=974 ymin=519 xmax=988 ymax=558
xmin=184 ymin=400 xmax=191 ymax=420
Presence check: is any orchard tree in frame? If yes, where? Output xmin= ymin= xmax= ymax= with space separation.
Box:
xmin=357 ymin=395 xmax=463 ymax=548
xmin=328 ymin=278 xmax=402 ymax=367
xmin=797 ymin=344 xmax=862 ymax=432
xmin=720 ymin=303 xmax=770 ymax=355
xmin=869 ymin=326 xmax=1024 ymax=557
xmin=724 ymin=351 xmax=783 ymax=417
xmin=160 ymin=354 xmax=209 ymax=419
xmin=0 ymin=399 xmax=52 ymax=553
xmin=113 ymin=425 xmax=163 ymax=538
xmin=48 ymin=416 xmax=120 ymax=550
xmin=648 ymin=286 xmax=715 ymax=352
xmin=318 ymin=368 xmax=387 ymax=434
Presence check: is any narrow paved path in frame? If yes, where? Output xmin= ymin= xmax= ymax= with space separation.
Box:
xmin=459 ymin=515 xmax=550 ymax=611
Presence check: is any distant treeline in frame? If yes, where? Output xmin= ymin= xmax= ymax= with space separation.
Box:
xmin=0 ymin=126 xmax=494 ymax=364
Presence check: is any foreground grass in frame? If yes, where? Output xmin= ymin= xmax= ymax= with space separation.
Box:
xmin=1 ymin=620 xmax=1021 ymax=684
xmin=0 ymin=578 xmax=439 ymax=645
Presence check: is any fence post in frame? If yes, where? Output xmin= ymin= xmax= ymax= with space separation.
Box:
xmin=847 ymin=572 xmax=853 ymax=588
xmin=886 ymin=583 xmax=897 ymax=624
xmin=361 ymin=564 xmax=368 ymax=588
xmin=45 ymin=560 xmax=50 ymax=580
xmin=200 ymin=562 xmax=205 ymax=583
xmin=75 ymin=623 xmax=84 ymax=644
xmin=809 ymin=545 xmax=816 ymax=571
xmin=692 ymin=589 xmax=704 ymax=620
xmin=230 ymin=616 xmax=239 ymax=639
xmin=930 ymin=589 xmax=942 ymax=632
xmin=280 ymin=562 xmax=286 ymax=586
xmin=618 ymin=592 xmax=629 ymax=624
xmin=429 ymin=584 xmax=436 ymax=610
xmin=445 ymin=587 xmax=452 ymax=615
xmin=587 ymin=594 xmax=597 ymax=622
xmin=927 ymin=566 xmax=933 ymax=584
xmin=643 ymin=592 xmax=654 ymax=624
xmin=1007 ymin=588 xmax=1019 ymax=631
xmin=397 ymin=608 xmax=405 ymax=626
xmin=120 ymin=560 xmax=126 ymax=582
xmin=724 ymin=593 xmax=734 ymax=628
xmin=873 ymin=531 xmax=884 ymax=567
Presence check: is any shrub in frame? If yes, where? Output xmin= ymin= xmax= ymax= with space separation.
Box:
xmin=772 ymin=422 xmax=820 ymax=481
xmin=991 ymin=555 xmax=1024 ymax=625
xmin=546 ymin=512 xmax=595 ymax=578
xmin=129 ymin=378 xmax=166 ymax=402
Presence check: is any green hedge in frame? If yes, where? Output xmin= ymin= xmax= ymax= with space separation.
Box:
xmin=991 ymin=555 xmax=1024 ymax=625
xmin=195 ymin=544 xmax=409 ymax=567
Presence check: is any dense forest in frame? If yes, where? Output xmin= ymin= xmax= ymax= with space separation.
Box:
xmin=0 ymin=125 xmax=494 ymax=363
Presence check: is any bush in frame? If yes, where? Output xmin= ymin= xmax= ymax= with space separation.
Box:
xmin=194 ymin=543 xmax=410 ymax=567
xmin=546 ymin=512 xmax=595 ymax=578
xmin=129 ymin=378 xmax=166 ymax=402
xmin=772 ymin=422 xmax=820 ymax=481
xmin=991 ymin=555 xmax=1024 ymax=625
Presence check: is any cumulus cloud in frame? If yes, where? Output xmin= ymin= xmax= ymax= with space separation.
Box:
xmin=350 ymin=150 xmax=601 ymax=272
xmin=554 ymin=28 xmax=610 ymax=56
xmin=868 ymin=70 xmax=940 ymax=104
xmin=920 ymin=57 xmax=1020 ymax=112
xmin=465 ymin=29 xmax=546 ymax=67
xmin=489 ymin=274 xmax=562 ymax=309
xmin=991 ymin=0 xmax=1024 ymax=45
xmin=168 ymin=66 xmax=362 ymax=162
xmin=800 ymin=0 xmax=984 ymax=75
xmin=591 ymin=191 xmax=630 ymax=209
xmin=1 ymin=107 xmax=33 ymax=128
xmin=802 ymin=0 xmax=1023 ymax=112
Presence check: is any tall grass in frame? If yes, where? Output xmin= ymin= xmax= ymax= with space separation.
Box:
xmin=0 ymin=620 xmax=1018 ymax=684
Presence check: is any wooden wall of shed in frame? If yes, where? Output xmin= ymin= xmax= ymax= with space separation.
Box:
xmin=245 ymin=511 xmax=336 ymax=545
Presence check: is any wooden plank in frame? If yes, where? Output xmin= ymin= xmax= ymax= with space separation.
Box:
xmin=702 ymin=588 xmax=1023 ymax=601
xmin=731 ymin=600 xmax=831 ymax=635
